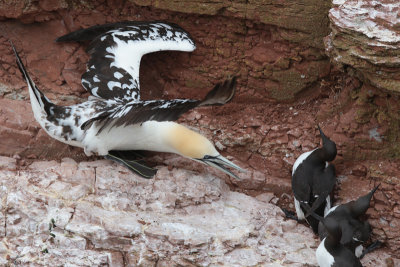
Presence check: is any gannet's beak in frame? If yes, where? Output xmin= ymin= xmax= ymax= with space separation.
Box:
xmin=198 ymin=155 xmax=246 ymax=179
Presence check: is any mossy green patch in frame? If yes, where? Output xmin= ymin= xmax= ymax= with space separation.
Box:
xmin=269 ymin=60 xmax=329 ymax=100
xmin=152 ymin=0 xmax=228 ymax=15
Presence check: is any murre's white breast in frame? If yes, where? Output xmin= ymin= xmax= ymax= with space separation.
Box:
xmin=324 ymin=204 xmax=338 ymax=217
xmin=292 ymin=148 xmax=317 ymax=175
xmin=316 ymin=238 xmax=335 ymax=267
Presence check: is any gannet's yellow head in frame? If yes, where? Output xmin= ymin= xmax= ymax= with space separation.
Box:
xmin=166 ymin=123 xmax=245 ymax=179
xmin=167 ymin=123 xmax=218 ymax=158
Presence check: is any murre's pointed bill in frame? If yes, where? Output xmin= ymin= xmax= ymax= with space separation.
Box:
xmin=351 ymin=184 xmax=380 ymax=217
xmin=317 ymin=125 xmax=337 ymax=162
xmin=317 ymin=124 xmax=328 ymax=142
xmin=12 ymin=21 xmax=245 ymax=179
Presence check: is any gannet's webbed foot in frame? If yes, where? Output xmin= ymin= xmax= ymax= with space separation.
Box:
xmin=105 ymin=150 xmax=157 ymax=179
xmin=281 ymin=208 xmax=300 ymax=222
xmin=359 ymin=240 xmax=383 ymax=259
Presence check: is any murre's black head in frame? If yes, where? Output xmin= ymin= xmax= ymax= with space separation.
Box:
xmin=350 ymin=184 xmax=380 ymax=218
xmin=320 ymin=217 xmax=363 ymax=267
xmin=318 ymin=125 xmax=337 ymax=162
xmin=323 ymin=216 xmax=341 ymax=244
xmin=353 ymin=220 xmax=372 ymax=243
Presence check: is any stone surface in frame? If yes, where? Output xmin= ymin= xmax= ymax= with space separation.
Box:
xmin=0 ymin=157 xmax=398 ymax=267
xmin=0 ymin=0 xmax=400 ymax=263
xmin=1 ymin=56 xmax=400 ymax=256
xmin=0 ymin=0 xmax=331 ymax=103
xmin=326 ymin=0 xmax=400 ymax=93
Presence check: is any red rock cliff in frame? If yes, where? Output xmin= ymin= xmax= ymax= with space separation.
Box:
xmin=0 ymin=0 xmax=399 ymax=264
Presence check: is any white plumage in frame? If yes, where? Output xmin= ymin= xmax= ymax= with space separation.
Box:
xmin=316 ymin=238 xmax=335 ymax=267
xmin=12 ymin=21 xmax=244 ymax=179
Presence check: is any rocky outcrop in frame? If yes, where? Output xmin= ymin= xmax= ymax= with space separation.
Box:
xmin=0 ymin=0 xmax=400 ymax=263
xmin=326 ymin=0 xmax=400 ymax=93
xmin=0 ymin=157 xmax=397 ymax=266
xmin=0 ymin=0 xmax=332 ymax=103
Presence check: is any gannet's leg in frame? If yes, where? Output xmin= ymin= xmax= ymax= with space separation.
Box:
xmin=82 ymin=131 xmax=109 ymax=156
xmin=105 ymin=151 xmax=157 ymax=179
xmin=83 ymin=144 xmax=108 ymax=157
xmin=84 ymin=147 xmax=94 ymax=157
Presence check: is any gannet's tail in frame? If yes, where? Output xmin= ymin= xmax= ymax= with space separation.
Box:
xmin=11 ymin=42 xmax=53 ymax=120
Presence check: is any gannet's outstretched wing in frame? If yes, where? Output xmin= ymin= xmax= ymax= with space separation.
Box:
xmin=56 ymin=21 xmax=196 ymax=101
xmin=81 ymin=77 xmax=237 ymax=134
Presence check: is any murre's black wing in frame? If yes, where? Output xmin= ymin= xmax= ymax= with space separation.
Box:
xmin=81 ymin=77 xmax=237 ymax=133
xmin=292 ymin=148 xmax=327 ymax=203
xmin=305 ymin=164 xmax=336 ymax=217
xmin=56 ymin=21 xmax=196 ymax=101
xmin=339 ymin=219 xmax=357 ymax=245
xmin=292 ymin=162 xmax=312 ymax=205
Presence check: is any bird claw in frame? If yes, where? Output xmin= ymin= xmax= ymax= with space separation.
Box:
xmin=281 ymin=208 xmax=300 ymax=221
xmin=359 ymin=240 xmax=383 ymax=259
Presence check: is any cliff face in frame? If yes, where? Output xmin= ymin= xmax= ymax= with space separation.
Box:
xmin=0 ymin=0 xmax=399 ymax=265
xmin=326 ymin=0 xmax=400 ymax=93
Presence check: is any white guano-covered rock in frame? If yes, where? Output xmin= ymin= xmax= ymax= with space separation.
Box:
xmin=326 ymin=0 xmax=400 ymax=93
xmin=0 ymin=157 xmax=396 ymax=266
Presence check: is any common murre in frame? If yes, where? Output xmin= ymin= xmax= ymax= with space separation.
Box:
xmin=318 ymin=185 xmax=381 ymax=258
xmin=12 ymin=21 xmax=245 ymax=179
xmin=316 ymin=216 xmax=363 ymax=267
xmin=286 ymin=125 xmax=337 ymax=233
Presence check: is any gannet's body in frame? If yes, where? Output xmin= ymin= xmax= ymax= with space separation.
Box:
xmin=13 ymin=21 xmax=244 ymax=178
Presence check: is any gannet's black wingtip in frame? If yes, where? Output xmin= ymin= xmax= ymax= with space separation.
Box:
xmin=10 ymin=42 xmax=53 ymax=115
xmin=105 ymin=153 xmax=157 ymax=179
xmin=10 ymin=41 xmax=35 ymax=93
xmin=55 ymin=21 xmax=195 ymax=44
xmin=55 ymin=24 xmax=111 ymax=43
xmin=200 ymin=76 xmax=238 ymax=107
xmin=10 ymin=41 xmax=25 ymax=78
xmin=56 ymin=28 xmax=100 ymax=43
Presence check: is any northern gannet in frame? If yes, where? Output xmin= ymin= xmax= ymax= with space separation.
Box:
xmin=12 ymin=21 xmax=245 ymax=179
